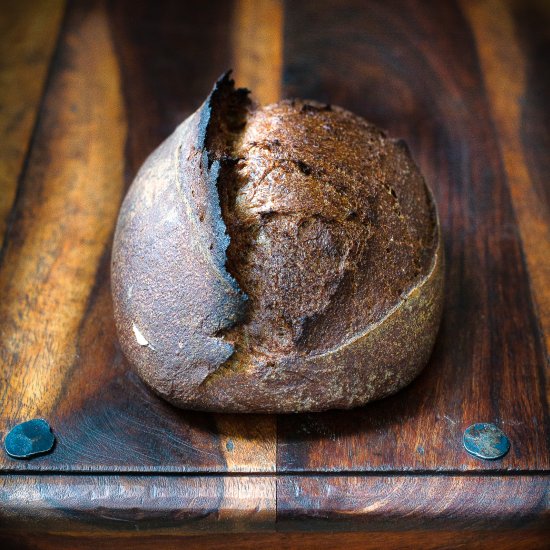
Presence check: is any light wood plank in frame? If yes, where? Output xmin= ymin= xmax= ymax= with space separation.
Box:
xmin=232 ymin=0 xmax=283 ymax=104
xmin=0 ymin=0 xmax=126 ymax=421
xmin=0 ymin=0 xmax=65 ymax=242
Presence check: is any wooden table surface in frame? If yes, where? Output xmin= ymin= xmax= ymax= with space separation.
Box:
xmin=0 ymin=0 xmax=549 ymax=548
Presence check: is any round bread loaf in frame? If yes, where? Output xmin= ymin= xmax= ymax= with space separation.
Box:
xmin=111 ymin=73 xmax=444 ymax=413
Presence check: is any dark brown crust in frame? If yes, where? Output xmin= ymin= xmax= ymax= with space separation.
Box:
xmin=111 ymin=74 xmax=444 ymax=412
xmin=220 ymin=100 xmax=437 ymax=362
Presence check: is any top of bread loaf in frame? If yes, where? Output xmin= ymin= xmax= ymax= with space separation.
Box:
xmin=212 ymin=91 xmax=436 ymax=371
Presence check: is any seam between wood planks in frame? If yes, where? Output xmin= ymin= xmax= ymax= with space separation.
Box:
xmin=0 ymin=469 xmax=547 ymax=478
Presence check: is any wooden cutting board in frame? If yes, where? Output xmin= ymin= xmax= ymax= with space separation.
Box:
xmin=0 ymin=0 xmax=548 ymax=548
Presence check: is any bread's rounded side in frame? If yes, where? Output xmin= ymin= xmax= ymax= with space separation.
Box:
xmin=164 ymin=218 xmax=444 ymax=413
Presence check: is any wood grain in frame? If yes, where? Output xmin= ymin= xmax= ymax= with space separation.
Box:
xmin=277 ymin=0 xmax=550 ymax=473
xmin=1 ymin=531 xmax=548 ymax=550
xmin=0 ymin=0 xmax=548 ymax=546
xmin=0 ymin=475 xmax=547 ymax=548
xmin=0 ymin=0 xmax=126 ymax=422
xmin=462 ymin=0 xmax=550 ymax=390
xmin=232 ymin=0 xmax=283 ymax=104
xmin=0 ymin=475 xmax=275 ymax=533
xmin=0 ymin=0 xmax=65 ymax=243
xmin=277 ymin=475 xmax=549 ymax=530
xmin=5 ymin=0 xmax=546 ymax=475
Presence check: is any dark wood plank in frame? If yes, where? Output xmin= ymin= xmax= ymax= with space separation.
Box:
xmin=0 ymin=0 xmax=65 ymax=242
xmin=107 ymin=0 xmax=279 ymax=473
xmin=462 ymin=0 xmax=550 ymax=392
xmin=1 ymin=531 xmax=548 ymax=550
xmin=0 ymin=0 xmax=549 ymax=544
xmin=277 ymin=0 xmax=550 ymax=472
xmin=0 ymin=3 xmax=548 ymax=546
